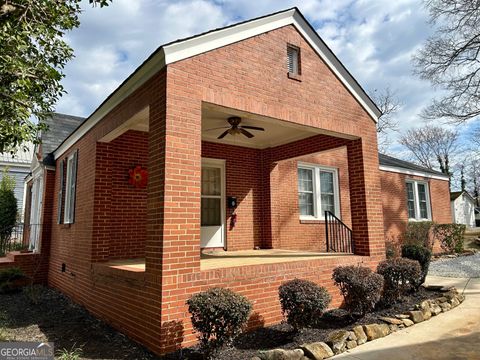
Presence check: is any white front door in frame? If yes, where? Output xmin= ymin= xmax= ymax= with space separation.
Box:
xmin=201 ymin=159 xmax=225 ymax=248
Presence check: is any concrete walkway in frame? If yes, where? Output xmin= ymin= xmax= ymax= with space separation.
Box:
xmin=335 ymin=275 xmax=480 ymax=360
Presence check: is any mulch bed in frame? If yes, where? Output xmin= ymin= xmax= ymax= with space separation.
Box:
xmin=168 ymin=287 xmax=442 ymax=360
xmin=0 ymin=286 xmax=158 ymax=360
xmin=0 ymin=286 xmax=442 ymax=360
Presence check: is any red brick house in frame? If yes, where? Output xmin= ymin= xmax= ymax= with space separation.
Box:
xmin=9 ymin=8 xmax=451 ymax=355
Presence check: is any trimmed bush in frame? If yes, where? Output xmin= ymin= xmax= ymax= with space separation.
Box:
xmin=186 ymin=287 xmax=252 ymax=357
xmin=385 ymin=240 xmax=399 ymax=259
xmin=278 ymin=279 xmax=331 ymax=331
xmin=403 ymin=221 xmax=434 ymax=249
xmin=402 ymin=244 xmax=432 ymax=286
xmin=433 ymin=223 xmax=466 ymax=254
xmin=377 ymin=258 xmax=422 ymax=303
xmin=332 ymin=265 xmax=384 ymax=317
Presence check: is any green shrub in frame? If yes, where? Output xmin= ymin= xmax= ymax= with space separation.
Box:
xmin=401 ymin=244 xmax=432 ymax=286
xmin=0 ymin=170 xmax=18 ymax=256
xmin=9 ymin=242 xmax=28 ymax=252
xmin=56 ymin=345 xmax=83 ymax=360
xmin=332 ymin=265 xmax=384 ymax=317
xmin=385 ymin=240 xmax=399 ymax=259
xmin=187 ymin=287 xmax=252 ymax=357
xmin=403 ymin=221 xmax=434 ymax=248
xmin=433 ymin=223 xmax=466 ymax=254
xmin=377 ymin=258 xmax=421 ymax=303
xmin=0 ymin=267 xmax=25 ymax=293
xmin=278 ymin=279 xmax=331 ymax=331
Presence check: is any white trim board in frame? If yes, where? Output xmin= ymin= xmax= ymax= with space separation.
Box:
xmin=379 ymin=165 xmax=450 ymax=181
xmin=54 ymin=7 xmax=379 ymax=160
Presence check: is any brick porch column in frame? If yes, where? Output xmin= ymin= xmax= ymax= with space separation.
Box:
xmin=146 ymin=73 xmax=202 ymax=352
xmin=145 ymin=89 xmax=202 ymax=276
xmin=346 ymin=138 xmax=385 ymax=257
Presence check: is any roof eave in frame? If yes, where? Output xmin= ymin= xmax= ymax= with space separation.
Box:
xmin=379 ymin=164 xmax=450 ymax=181
xmin=53 ymin=49 xmax=166 ymax=159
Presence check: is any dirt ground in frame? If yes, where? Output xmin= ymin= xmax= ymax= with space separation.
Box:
xmin=0 ymin=286 xmax=158 ymax=359
xmin=0 ymin=286 xmax=442 ymax=360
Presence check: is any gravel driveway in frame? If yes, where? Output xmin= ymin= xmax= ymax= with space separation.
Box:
xmin=429 ymin=253 xmax=480 ymax=278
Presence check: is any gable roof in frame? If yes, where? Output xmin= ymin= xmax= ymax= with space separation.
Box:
xmin=451 ymin=191 xmax=475 ymax=203
xmin=39 ymin=113 xmax=85 ymax=165
xmin=53 ymin=7 xmax=381 ymax=159
xmin=378 ymin=153 xmax=450 ymax=181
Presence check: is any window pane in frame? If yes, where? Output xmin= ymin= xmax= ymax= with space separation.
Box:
xmin=321 ymin=193 xmax=335 ymax=214
xmin=298 ymin=168 xmax=313 ymax=192
xmin=201 ymin=167 xmax=221 ymax=196
xmin=406 ymin=183 xmax=416 ymax=219
xmin=298 ymin=168 xmax=314 ymax=216
xmin=299 ymin=192 xmax=314 ymax=216
xmin=417 ymin=184 xmax=426 ymax=202
xmin=201 ymin=198 xmax=221 ymax=226
xmin=417 ymin=184 xmax=428 ymax=218
xmin=320 ymin=171 xmax=334 ymax=194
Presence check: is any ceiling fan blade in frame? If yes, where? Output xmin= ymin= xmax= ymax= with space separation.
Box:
xmin=204 ymin=126 xmax=230 ymax=132
xmin=241 ymin=125 xmax=265 ymax=131
xmin=217 ymin=130 xmax=230 ymax=139
xmin=239 ymin=128 xmax=254 ymax=138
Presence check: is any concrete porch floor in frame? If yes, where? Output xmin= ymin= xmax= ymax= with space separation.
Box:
xmin=105 ymin=249 xmax=354 ymax=272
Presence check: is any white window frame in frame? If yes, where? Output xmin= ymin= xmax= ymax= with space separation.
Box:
xmin=406 ymin=180 xmax=432 ymax=221
xmin=298 ymin=163 xmax=340 ymax=220
xmin=64 ymin=152 xmax=77 ymax=224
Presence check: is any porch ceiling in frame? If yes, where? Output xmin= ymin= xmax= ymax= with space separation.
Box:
xmin=202 ymin=103 xmax=356 ymax=149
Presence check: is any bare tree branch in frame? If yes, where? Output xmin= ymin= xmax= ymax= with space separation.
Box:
xmin=400 ymin=125 xmax=459 ymax=178
xmin=413 ymin=0 xmax=480 ymax=124
xmin=370 ymin=87 xmax=401 ymax=153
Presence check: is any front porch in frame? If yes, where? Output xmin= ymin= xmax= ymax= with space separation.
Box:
xmin=91 ymin=102 xmax=366 ymax=270
xmin=102 ymin=249 xmax=357 ymax=272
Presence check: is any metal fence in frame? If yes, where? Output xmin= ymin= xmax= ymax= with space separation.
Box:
xmin=0 ymin=223 xmax=29 ymax=255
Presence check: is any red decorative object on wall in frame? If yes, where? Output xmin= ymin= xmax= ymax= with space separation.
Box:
xmin=128 ymin=166 xmax=148 ymax=188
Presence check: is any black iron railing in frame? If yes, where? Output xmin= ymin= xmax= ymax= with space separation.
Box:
xmin=0 ymin=223 xmax=29 ymax=256
xmin=325 ymin=211 xmax=354 ymax=253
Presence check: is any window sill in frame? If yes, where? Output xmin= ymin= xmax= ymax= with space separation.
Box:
xmin=408 ymin=218 xmax=432 ymax=222
xmin=300 ymin=219 xmax=325 ymax=224
xmin=60 ymin=223 xmax=72 ymax=229
xmin=288 ymin=72 xmax=302 ymax=81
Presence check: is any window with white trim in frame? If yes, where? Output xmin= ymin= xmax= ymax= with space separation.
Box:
xmin=406 ymin=180 xmax=431 ymax=221
xmin=64 ymin=151 xmax=78 ymax=224
xmin=297 ymin=164 xmax=340 ymax=219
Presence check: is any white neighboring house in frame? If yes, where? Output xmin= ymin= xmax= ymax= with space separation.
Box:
xmin=451 ymin=191 xmax=476 ymax=228
xmin=0 ymin=144 xmax=34 ymax=221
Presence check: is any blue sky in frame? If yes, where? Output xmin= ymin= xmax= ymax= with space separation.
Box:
xmin=56 ymin=0 xmax=472 ymax=157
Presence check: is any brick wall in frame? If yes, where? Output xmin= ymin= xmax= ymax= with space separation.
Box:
xmin=380 ymin=170 xmax=452 ymax=251
xmin=271 ymin=146 xmax=351 ymax=251
xmin=93 ymin=130 xmax=148 ymax=260
xmin=48 ymin=71 xmax=167 ymax=355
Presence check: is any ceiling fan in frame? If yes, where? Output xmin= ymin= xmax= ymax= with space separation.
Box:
xmin=205 ymin=116 xmax=265 ymax=139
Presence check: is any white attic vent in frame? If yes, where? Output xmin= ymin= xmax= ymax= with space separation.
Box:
xmin=287 ymin=45 xmax=299 ymax=74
